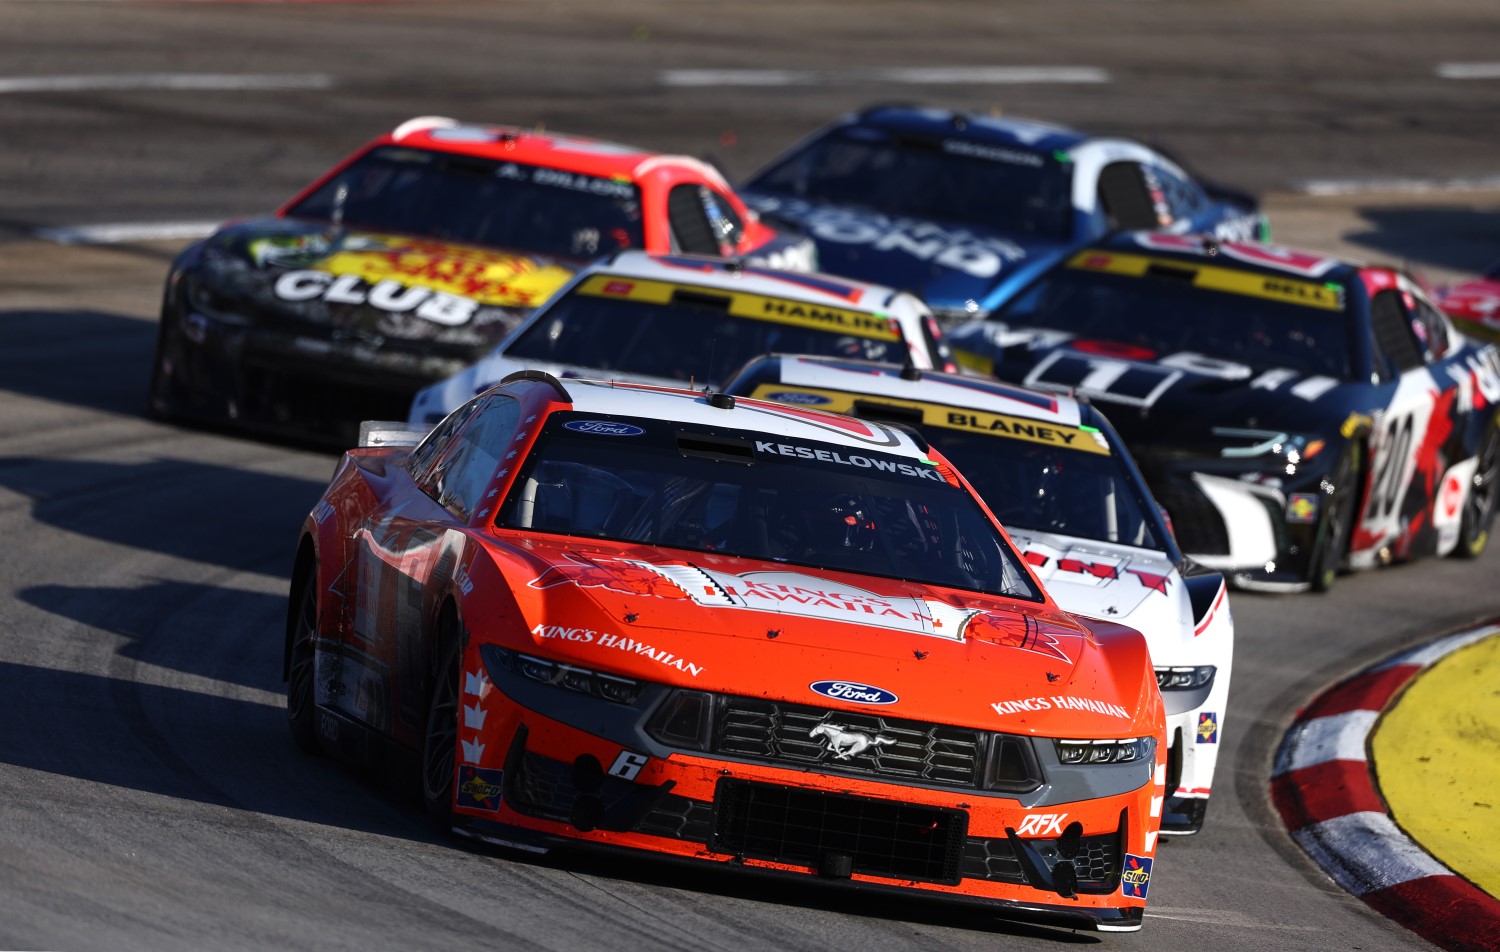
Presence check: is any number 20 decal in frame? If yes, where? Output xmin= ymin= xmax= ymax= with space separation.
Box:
xmin=1369 ymin=413 xmax=1415 ymax=521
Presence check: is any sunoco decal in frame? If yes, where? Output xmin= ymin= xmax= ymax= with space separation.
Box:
xmin=563 ymin=420 xmax=646 ymax=436
xmin=456 ymin=766 xmax=504 ymax=812
xmin=1121 ymin=854 xmax=1153 ymax=899
xmin=809 ymin=680 xmax=898 ymax=705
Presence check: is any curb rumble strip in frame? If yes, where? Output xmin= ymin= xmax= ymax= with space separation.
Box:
xmin=1271 ymin=622 xmax=1500 ymax=952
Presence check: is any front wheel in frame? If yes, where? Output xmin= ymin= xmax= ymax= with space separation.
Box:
xmin=1311 ymin=450 xmax=1361 ymax=592
xmin=421 ymin=616 xmax=462 ymax=830
xmin=286 ymin=569 xmax=321 ymax=754
xmin=1455 ymin=423 xmax=1500 ymax=559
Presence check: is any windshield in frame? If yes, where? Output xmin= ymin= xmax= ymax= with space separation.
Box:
xmin=505 ymin=276 xmax=912 ymax=387
xmin=749 ymin=127 xmax=1074 ymax=241
xmin=920 ymin=427 xmax=1162 ymax=550
xmin=994 ymin=256 xmax=1355 ymax=379
xmin=498 ymin=413 xmax=1043 ymax=600
xmin=284 ymin=146 xmax=645 ymax=259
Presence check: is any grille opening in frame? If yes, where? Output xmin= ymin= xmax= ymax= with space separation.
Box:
xmin=712 ymin=779 xmax=967 ymax=885
xmin=1145 ymin=263 xmax=1198 ymax=283
xmin=986 ymin=735 xmax=1042 ymax=793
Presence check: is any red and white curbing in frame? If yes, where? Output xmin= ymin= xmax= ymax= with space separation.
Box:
xmin=1272 ymin=622 xmax=1500 ymax=952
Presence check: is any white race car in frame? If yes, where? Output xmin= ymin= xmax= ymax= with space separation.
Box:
xmin=408 ymin=251 xmax=954 ymax=425
xmin=726 ymin=354 xmax=1234 ymax=834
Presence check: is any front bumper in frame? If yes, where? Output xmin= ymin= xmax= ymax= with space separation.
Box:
xmin=452 ymin=652 xmax=1166 ymax=931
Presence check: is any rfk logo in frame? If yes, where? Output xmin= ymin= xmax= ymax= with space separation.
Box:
xmin=1015 ymin=813 xmax=1067 ymax=836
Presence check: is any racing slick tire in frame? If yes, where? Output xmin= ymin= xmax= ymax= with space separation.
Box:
xmin=286 ymin=564 xmax=321 ymax=755
xmin=1455 ymin=422 xmax=1500 ymax=559
xmin=421 ymin=608 xmax=463 ymax=830
xmin=1311 ymin=449 xmax=1362 ymax=592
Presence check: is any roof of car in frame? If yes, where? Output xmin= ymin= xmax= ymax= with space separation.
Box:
xmin=383 ymin=116 xmax=730 ymax=189
xmin=518 ymin=376 xmax=936 ymax=460
xmin=847 ymin=104 xmax=1090 ymax=155
xmin=732 ymin=355 xmax=1096 ymax=429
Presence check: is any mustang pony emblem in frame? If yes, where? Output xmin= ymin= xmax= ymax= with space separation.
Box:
xmin=809 ymin=723 xmax=896 ymax=760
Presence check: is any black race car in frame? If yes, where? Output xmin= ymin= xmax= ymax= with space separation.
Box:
xmin=947 ymin=232 xmax=1500 ymax=592
xmin=148 ymin=116 xmax=807 ymax=447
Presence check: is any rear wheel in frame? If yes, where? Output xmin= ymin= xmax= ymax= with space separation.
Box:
xmin=1456 ymin=423 xmax=1500 ymax=559
xmin=422 ymin=612 xmax=463 ymax=829
xmin=286 ymin=570 xmax=321 ymax=754
xmin=1311 ymin=450 xmax=1361 ymax=592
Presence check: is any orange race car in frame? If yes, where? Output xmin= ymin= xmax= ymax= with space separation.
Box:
xmin=285 ymin=372 xmax=1167 ymax=932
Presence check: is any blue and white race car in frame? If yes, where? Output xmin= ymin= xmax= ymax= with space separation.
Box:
xmin=739 ymin=105 xmax=1266 ymax=325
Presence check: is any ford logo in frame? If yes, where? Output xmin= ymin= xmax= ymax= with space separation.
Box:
xmin=563 ymin=420 xmax=645 ymax=437
xmin=809 ymin=680 xmax=898 ymax=705
xmin=767 ymin=391 xmax=831 ymax=406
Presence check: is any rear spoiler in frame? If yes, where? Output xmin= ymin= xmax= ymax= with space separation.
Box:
xmin=358 ymin=420 xmax=429 ymax=448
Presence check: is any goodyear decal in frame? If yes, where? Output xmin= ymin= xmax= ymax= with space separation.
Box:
xmin=747 ymin=384 xmax=1109 ymax=455
xmin=270 ymin=236 xmax=574 ymax=312
xmin=1067 ymin=250 xmax=1345 ymax=312
xmin=577 ymin=276 xmax=899 ymax=341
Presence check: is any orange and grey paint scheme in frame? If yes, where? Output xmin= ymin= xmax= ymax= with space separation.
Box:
xmin=289 ymin=376 xmax=1167 ymax=933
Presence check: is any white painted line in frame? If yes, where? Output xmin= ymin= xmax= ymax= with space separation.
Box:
xmin=36 ymin=221 xmax=222 ymax=245
xmin=0 ymin=73 xmax=332 ymax=94
xmin=1271 ymin=709 xmax=1378 ymax=776
xmin=1296 ymin=176 xmax=1500 ymax=197
xmin=1437 ymin=62 xmax=1500 ymax=80
xmin=660 ymin=66 xmax=1109 ymax=88
xmin=1292 ymin=812 xmax=1452 ymax=896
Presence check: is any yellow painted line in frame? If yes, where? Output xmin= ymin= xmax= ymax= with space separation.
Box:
xmin=1371 ymin=634 xmax=1500 ymax=897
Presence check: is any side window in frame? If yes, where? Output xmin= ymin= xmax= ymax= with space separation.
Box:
xmin=410 ymin=394 xmax=523 ymax=520
xmin=1097 ymin=162 xmax=1160 ymax=232
xmin=1368 ymin=290 xmax=1425 ymax=379
xmin=1411 ymin=296 xmax=1451 ymax=361
xmin=667 ymin=184 xmax=722 ymax=256
xmin=704 ymin=189 xmax=746 ymax=253
xmin=1151 ymin=164 xmax=1206 ymax=220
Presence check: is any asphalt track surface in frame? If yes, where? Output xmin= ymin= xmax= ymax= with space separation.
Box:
xmin=2 ymin=1 xmax=1500 ymax=949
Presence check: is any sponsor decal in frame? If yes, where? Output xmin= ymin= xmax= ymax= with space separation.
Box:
xmin=1126 ymin=569 xmax=1170 ymax=595
xmin=961 ymin=611 xmax=1071 ymax=661
xmin=1286 ymin=493 xmax=1319 ymax=524
xmin=765 ymin=390 xmax=833 ymax=406
xmin=562 ymin=420 xmax=646 ymax=437
xmin=274 ymin=269 xmax=482 ymax=326
xmin=453 ymin=563 xmax=475 ymax=596
xmin=753 ymin=440 xmax=946 ymax=481
xmin=809 ymin=680 xmax=899 ymax=706
xmin=1067 ymin=249 xmax=1343 ymax=311
xmin=809 ymin=723 xmax=897 ymax=759
xmin=608 ymin=751 xmax=650 ymax=781
xmin=990 ymin=695 xmax=1131 ymax=719
xmin=1016 ymin=813 xmax=1067 ymax=836
xmin=575 ymin=275 xmax=897 ymax=340
xmin=1131 ymin=233 xmax=1341 ymax=279
xmin=456 ymin=766 xmax=504 ymax=812
xmin=529 ymin=553 xmax=692 ymax=599
xmin=756 ymin=202 xmax=1027 ymax=280
xmin=1121 ymin=854 xmax=1153 ymax=899
xmin=941 ymin=139 xmax=1044 ymax=167
xmin=1197 ymin=712 xmax=1219 ymax=744
xmin=532 ymin=621 xmax=703 ymax=675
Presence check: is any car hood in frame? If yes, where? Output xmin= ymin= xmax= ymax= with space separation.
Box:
xmin=739 ymin=193 xmax=1072 ymax=313
xmin=489 ymin=535 xmax=1159 ymax=738
xmin=1006 ymin=530 xmax=1195 ymax=665
xmin=947 ymin=320 xmax=1364 ymax=446
xmin=189 ymin=218 xmax=579 ymax=348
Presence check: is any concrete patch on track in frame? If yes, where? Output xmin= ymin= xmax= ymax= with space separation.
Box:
xmin=0 ymin=74 xmax=332 ymax=93
xmin=660 ymin=67 xmax=1109 ymax=88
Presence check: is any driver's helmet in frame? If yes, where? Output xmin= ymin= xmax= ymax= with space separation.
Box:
xmin=773 ymin=491 xmax=877 ymax=558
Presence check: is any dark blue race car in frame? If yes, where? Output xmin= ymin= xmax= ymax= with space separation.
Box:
xmin=739 ymin=105 xmax=1267 ymax=325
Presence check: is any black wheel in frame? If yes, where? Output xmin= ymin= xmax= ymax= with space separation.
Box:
xmin=286 ymin=570 xmax=321 ymax=754
xmin=421 ymin=614 xmax=462 ymax=830
xmin=1311 ymin=450 xmax=1361 ymax=592
xmin=1456 ymin=423 xmax=1500 ymax=559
